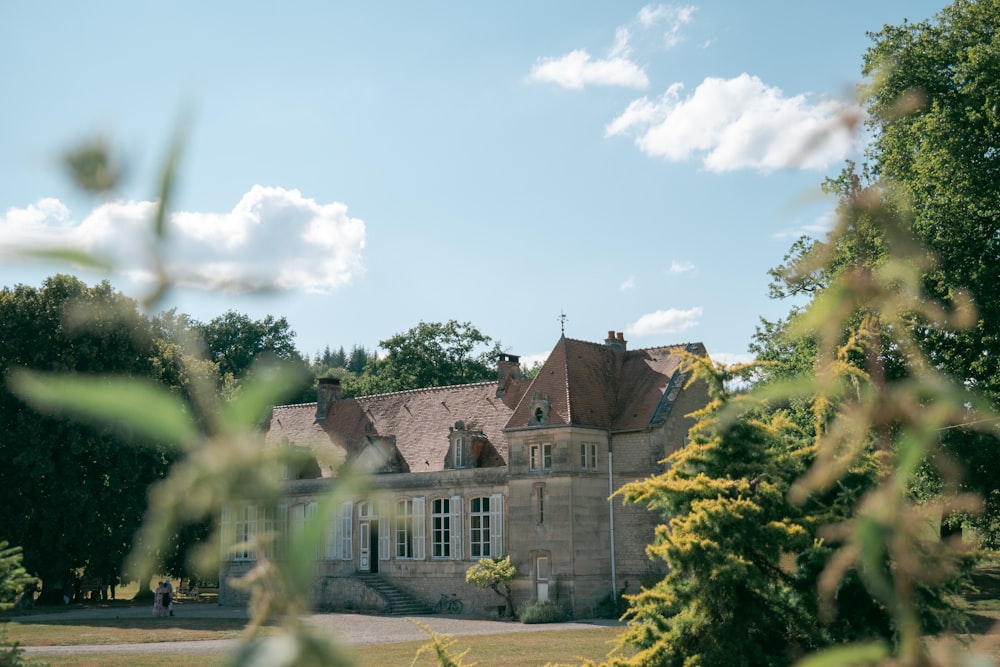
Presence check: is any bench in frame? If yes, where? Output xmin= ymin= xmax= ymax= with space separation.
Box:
xmin=192 ymin=583 xmax=220 ymax=601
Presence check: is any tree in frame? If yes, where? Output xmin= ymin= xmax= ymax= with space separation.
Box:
xmin=0 ymin=275 xmax=183 ymax=600
xmin=352 ymin=321 xmax=502 ymax=396
xmin=860 ymin=0 xmax=1000 ymax=544
xmin=195 ymin=310 xmax=304 ymax=381
xmin=756 ymin=1 xmax=1000 ymax=545
xmin=465 ymin=555 xmax=517 ymax=618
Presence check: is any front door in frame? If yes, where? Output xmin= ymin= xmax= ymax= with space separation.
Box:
xmin=359 ymin=521 xmax=380 ymax=573
xmin=359 ymin=522 xmax=370 ymax=572
xmin=535 ymin=555 xmax=550 ymax=602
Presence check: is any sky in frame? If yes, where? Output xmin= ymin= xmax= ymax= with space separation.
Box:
xmin=0 ymin=1 xmax=946 ymax=368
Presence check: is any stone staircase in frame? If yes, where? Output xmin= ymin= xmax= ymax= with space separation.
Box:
xmin=354 ymin=573 xmax=434 ymax=616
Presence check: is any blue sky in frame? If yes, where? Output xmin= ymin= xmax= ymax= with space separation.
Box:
xmin=1 ymin=2 xmax=944 ymax=367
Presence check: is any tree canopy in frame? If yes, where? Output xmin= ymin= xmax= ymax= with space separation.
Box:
xmin=352 ymin=320 xmax=502 ymax=395
xmin=0 ymin=275 xmax=182 ymax=597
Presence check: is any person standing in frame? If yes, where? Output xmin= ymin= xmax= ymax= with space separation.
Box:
xmin=153 ymin=581 xmax=167 ymax=617
xmin=164 ymin=578 xmax=174 ymax=616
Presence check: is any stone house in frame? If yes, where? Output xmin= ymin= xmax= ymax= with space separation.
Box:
xmin=219 ymin=331 xmax=710 ymax=618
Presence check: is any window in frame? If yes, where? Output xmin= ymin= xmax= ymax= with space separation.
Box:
xmin=534 ymin=484 xmax=545 ymax=524
xmin=432 ymin=498 xmax=451 ymax=558
xmin=529 ymin=443 xmax=552 ymax=471
xmin=233 ymin=505 xmax=258 ymax=561
xmin=396 ymin=499 xmax=414 ymax=558
xmin=470 ymin=497 xmax=490 ymax=558
xmin=454 ymin=436 xmax=464 ymax=468
xmin=580 ymin=443 xmax=598 ymax=469
xmin=469 ymin=494 xmax=505 ymax=559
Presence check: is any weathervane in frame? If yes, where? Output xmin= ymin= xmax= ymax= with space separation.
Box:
xmin=558 ymin=310 xmax=568 ymax=336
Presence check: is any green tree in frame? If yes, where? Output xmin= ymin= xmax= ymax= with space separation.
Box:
xmin=756 ymin=1 xmax=1000 ymax=545
xmin=465 ymin=555 xmax=517 ymax=618
xmin=195 ymin=310 xmax=304 ymax=381
xmin=352 ymin=321 xmax=502 ymax=395
xmin=0 ymin=275 xmax=182 ymax=599
xmin=861 ymin=0 xmax=1000 ymax=544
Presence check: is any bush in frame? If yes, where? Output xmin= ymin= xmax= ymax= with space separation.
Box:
xmin=518 ymin=599 xmax=565 ymax=624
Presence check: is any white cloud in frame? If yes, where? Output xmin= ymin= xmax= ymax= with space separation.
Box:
xmin=528 ymin=49 xmax=649 ymax=90
xmin=606 ymin=73 xmax=864 ymax=172
xmin=668 ymin=260 xmax=694 ymax=274
xmin=620 ymin=276 xmax=637 ymax=291
xmin=709 ymin=351 xmax=755 ymax=366
xmin=626 ymin=306 xmax=703 ymax=336
xmin=0 ymin=186 xmax=366 ymax=294
xmin=638 ymin=4 xmax=696 ymax=48
xmin=771 ymin=210 xmax=836 ymax=241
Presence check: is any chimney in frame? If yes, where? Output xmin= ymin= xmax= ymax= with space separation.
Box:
xmin=314 ymin=377 xmax=342 ymax=424
xmin=496 ymin=353 xmax=521 ymax=398
xmin=605 ymin=330 xmax=627 ymax=351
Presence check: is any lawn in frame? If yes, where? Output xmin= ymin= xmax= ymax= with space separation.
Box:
xmin=6 ymin=563 xmax=998 ymax=667
xmin=8 ymin=626 xmax=627 ymax=667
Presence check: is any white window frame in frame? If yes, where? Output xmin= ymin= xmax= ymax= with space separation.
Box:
xmin=581 ymin=443 xmax=598 ymax=470
xmin=432 ymin=498 xmax=451 ymax=559
xmin=396 ymin=499 xmax=415 ymax=559
xmin=529 ymin=443 xmax=552 ymax=471
xmin=233 ymin=505 xmax=258 ymax=561
xmin=470 ymin=497 xmax=490 ymax=558
xmin=454 ymin=436 xmax=464 ymax=468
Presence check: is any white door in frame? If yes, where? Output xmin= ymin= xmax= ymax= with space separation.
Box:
xmin=535 ymin=556 xmax=550 ymax=602
xmin=359 ymin=522 xmax=370 ymax=572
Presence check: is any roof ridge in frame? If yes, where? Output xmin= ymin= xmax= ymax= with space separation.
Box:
xmin=355 ymin=380 xmax=496 ymax=401
xmin=273 ymin=402 xmax=317 ymax=410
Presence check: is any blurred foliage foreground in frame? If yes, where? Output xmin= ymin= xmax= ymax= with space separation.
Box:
xmin=3 ymin=2 xmax=1000 ymax=666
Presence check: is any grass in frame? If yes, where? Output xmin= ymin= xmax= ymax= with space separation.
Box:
xmin=20 ymin=627 xmax=626 ymax=667
xmin=4 ymin=617 xmax=256 ymax=646
xmin=8 ymin=561 xmax=999 ymax=667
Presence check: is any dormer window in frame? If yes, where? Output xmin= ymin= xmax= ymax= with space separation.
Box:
xmin=528 ymin=392 xmax=550 ymax=426
xmin=449 ymin=421 xmax=470 ymax=469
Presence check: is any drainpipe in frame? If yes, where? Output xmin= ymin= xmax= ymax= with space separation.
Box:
xmin=608 ymin=438 xmax=617 ymax=598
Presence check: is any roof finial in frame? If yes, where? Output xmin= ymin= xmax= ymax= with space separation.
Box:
xmin=558 ymin=310 xmax=568 ymax=336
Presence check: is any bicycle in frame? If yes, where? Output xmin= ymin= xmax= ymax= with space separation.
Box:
xmin=433 ymin=592 xmax=463 ymax=614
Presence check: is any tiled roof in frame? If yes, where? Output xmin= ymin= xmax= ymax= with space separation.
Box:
xmin=263 ymin=335 xmax=706 ymax=474
xmin=506 ymin=337 xmax=704 ymax=431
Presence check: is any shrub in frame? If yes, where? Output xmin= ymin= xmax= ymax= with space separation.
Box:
xmin=518 ymin=599 xmax=565 ymax=624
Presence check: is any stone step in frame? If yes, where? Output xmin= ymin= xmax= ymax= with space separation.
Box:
xmin=354 ymin=573 xmax=435 ymax=616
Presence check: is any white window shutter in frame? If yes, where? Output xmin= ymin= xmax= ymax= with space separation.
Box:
xmin=306 ymin=502 xmax=320 ymax=559
xmin=339 ymin=501 xmax=353 ymax=561
xmin=490 ymin=493 xmax=504 ymax=557
xmin=450 ymin=495 xmax=463 ymax=560
xmin=413 ymin=497 xmax=426 ymax=560
xmin=220 ymin=505 xmax=234 ymax=561
xmin=378 ymin=501 xmax=391 ymax=560
xmin=276 ymin=503 xmax=288 ymax=560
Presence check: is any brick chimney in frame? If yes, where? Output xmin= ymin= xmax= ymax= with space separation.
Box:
xmin=605 ymin=330 xmax=627 ymax=351
xmin=314 ymin=377 xmax=342 ymax=424
xmin=496 ymin=353 xmax=521 ymax=398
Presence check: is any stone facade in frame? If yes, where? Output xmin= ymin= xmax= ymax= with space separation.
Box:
xmin=219 ymin=332 xmax=709 ymax=618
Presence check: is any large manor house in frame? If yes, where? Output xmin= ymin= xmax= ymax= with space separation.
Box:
xmin=219 ymin=330 xmax=710 ymax=618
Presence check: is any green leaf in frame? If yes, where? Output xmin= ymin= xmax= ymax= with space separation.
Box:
xmin=8 ymin=370 xmax=197 ymax=445
xmin=11 ymin=247 xmax=114 ymax=271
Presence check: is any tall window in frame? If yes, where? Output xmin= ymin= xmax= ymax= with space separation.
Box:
xmin=454 ymin=437 xmax=464 ymax=468
xmin=529 ymin=443 xmax=552 ymax=471
xmin=470 ymin=497 xmax=490 ymax=558
xmin=432 ymin=498 xmax=451 ymax=558
xmin=580 ymin=443 xmax=598 ymax=469
xmin=234 ymin=505 xmax=258 ymax=561
xmin=396 ymin=499 xmax=414 ymax=558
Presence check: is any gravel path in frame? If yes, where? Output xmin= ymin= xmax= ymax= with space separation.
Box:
xmin=16 ymin=605 xmax=621 ymax=657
